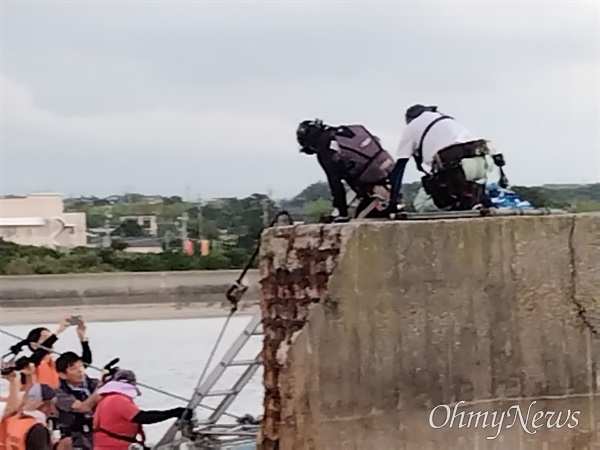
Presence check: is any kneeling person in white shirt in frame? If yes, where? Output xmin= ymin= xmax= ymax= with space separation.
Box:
xmin=387 ymin=104 xmax=508 ymax=214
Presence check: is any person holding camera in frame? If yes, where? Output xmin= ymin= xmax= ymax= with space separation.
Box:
xmin=54 ymin=352 xmax=101 ymax=450
xmin=2 ymin=382 xmax=57 ymax=450
xmin=18 ymin=315 xmax=93 ymax=389
xmin=0 ymin=365 xmax=26 ymax=450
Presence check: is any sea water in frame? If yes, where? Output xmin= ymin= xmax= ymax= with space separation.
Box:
xmin=0 ymin=315 xmax=264 ymax=445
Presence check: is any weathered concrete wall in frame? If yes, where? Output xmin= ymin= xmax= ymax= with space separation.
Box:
xmin=0 ymin=269 xmax=259 ymax=307
xmin=257 ymin=214 xmax=600 ymax=450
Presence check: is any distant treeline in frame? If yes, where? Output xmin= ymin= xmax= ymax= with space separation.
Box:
xmin=510 ymin=184 xmax=599 ymax=212
xmin=67 ymin=181 xmax=600 ymax=230
xmin=0 ymin=239 xmax=250 ymax=275
xmin=1 ymin=181 xmax=597 ymax=275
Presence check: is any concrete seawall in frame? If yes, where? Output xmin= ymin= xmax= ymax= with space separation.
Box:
xmin=257 ymin=213 xmax=599 ymax=450
xmin=0 ymin=269 xmax=259 ymax=308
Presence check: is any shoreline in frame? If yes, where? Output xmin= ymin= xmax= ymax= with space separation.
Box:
xmin=0 ymin=302 xmax=260 ymax=325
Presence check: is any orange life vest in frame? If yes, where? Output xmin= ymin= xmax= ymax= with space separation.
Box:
xmin=4 ymin=415 xmax=36 ymax=450
xmin=0 ymin=416 xmax=11 ymax=450
xmin=35 ymin=356 xmax=59 ymax=388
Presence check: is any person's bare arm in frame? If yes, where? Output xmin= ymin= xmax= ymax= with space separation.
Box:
xmin=21 ymin=363 xmax=36 ymax=391
xmin=70 ymin=390 xmax=100 ymax=413
xmin=29 ymin=317 xmax=69 ymax=366
xmin=1 ymin=371 xmax=21 ymax=418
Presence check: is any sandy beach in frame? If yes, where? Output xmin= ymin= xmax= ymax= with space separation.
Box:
xmin=0 ymin=301 xmax=260 ymax=325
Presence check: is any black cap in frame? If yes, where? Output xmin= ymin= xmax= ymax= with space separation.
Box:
xmin=405 ymin=104 xmax=438 ymax=124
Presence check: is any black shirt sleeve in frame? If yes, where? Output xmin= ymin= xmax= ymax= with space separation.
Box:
xmin=131 ymin=408 xmax=184 ymax=425
xmin=25 ymin=423 xmax=52 ymax=450
xmin=80 ymin=340 xmax=92 ymax=366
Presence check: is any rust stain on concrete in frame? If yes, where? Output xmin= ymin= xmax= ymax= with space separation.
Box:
xmin=257 ymin=224 xmax=344 ymax=450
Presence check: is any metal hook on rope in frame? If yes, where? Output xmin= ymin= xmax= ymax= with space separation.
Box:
xmin=192 ymin=206 xmax=288 ymax=398
xmin=180 ymin=209 xmax=293 ymax=426
xmin=226 ymin=209 xmax=293 ymax=313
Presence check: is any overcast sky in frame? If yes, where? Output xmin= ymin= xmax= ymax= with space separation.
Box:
xmin=1 ymin=0 xmax=598 ymax=200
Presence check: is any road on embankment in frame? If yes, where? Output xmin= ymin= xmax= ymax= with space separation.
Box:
xmin=0 ymin=270 xmax=260 ymax=325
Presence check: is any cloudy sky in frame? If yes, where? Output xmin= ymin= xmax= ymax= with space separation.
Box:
xmin=1 ymin=0 xmax=598 ymax=200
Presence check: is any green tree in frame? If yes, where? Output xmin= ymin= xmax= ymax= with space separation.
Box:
xmin=92 ymin=199 xmax=111 ymax=206
xmin=3 ymin=257 xmax=35 ymax=275
xmin=112 ymin=219 xmax=146 ymax=237
xmin=573 ymin=200 xmax=600 ymax=212
xmin=289 ymin=182 xmax=331 ymax=206
xmin=304 ymin=199 xmax=332 ymax=223
xmin=87 ymin=213 xmax=105 ymax=229
xmin=188 ymin=219 xmax=221 ymax=240
xmin=511 ymin=186 xmax=564 ymax=208
xmin=163 ymin=196 xmax=183 ymax=206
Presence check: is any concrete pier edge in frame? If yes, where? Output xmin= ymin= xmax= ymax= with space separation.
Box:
xmin=256 ymin=213 xmax=600 ymax=450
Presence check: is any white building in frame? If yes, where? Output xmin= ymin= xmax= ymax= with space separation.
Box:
xmin=0 ymin=193 xmax=87 ymax=249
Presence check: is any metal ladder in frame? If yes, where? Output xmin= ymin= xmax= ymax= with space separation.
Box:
xmin=155 ymin=312 xmax=264 ymax=448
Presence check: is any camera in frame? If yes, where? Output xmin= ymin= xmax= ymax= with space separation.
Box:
xmin=1 ymin=356 xmax=31 ymax=376
xmin=102 ymin=358 xmax=120 ymax=382
xmin=66 ymin=315 xmax=83 ymax=326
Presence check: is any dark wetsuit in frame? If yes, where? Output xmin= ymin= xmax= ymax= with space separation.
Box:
xmin=314 ymin=128 xmax=375 ymax=218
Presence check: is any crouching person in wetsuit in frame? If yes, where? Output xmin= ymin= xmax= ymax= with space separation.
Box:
xmin=4 ymin=383 xmax=57 ymax=450
xmin=296 ymin=119 xmax=395 ymax=222
xmin=92 ymin=370 xmax=193 ymax=450
xmin=387 ymin=104 xmax=509 ymax=216
xmin=55 ymin=352 xmax=100 ymax=450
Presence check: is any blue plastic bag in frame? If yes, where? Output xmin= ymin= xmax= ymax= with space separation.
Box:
xmin=485 ymin=182 xmax=534 ymax=209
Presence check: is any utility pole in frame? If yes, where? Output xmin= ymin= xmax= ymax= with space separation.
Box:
xmin=179 ymin=212 xmax=189 ymax=251
xmin=197 ymin=197 xmax=203 ymax=239
xmin=102 ymin=210 xmax=113 ymax=248
xmin=164 ymin=231 xmax=172 ymax=250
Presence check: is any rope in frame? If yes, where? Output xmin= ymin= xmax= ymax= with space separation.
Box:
xmin=177 ymin=310 xmax=234 ymax=425
xmin=195 ymin=312 xmax=232 ymax=391
xmin=0 ymin=211 xmax=295 ymax=431
xmin=0 ymin=328 xmax=241 ymax=420
xmin=226 ymin=210 xmax=292 ymax=313
xmin=184 ymin=212 xmax=291 ymax=417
